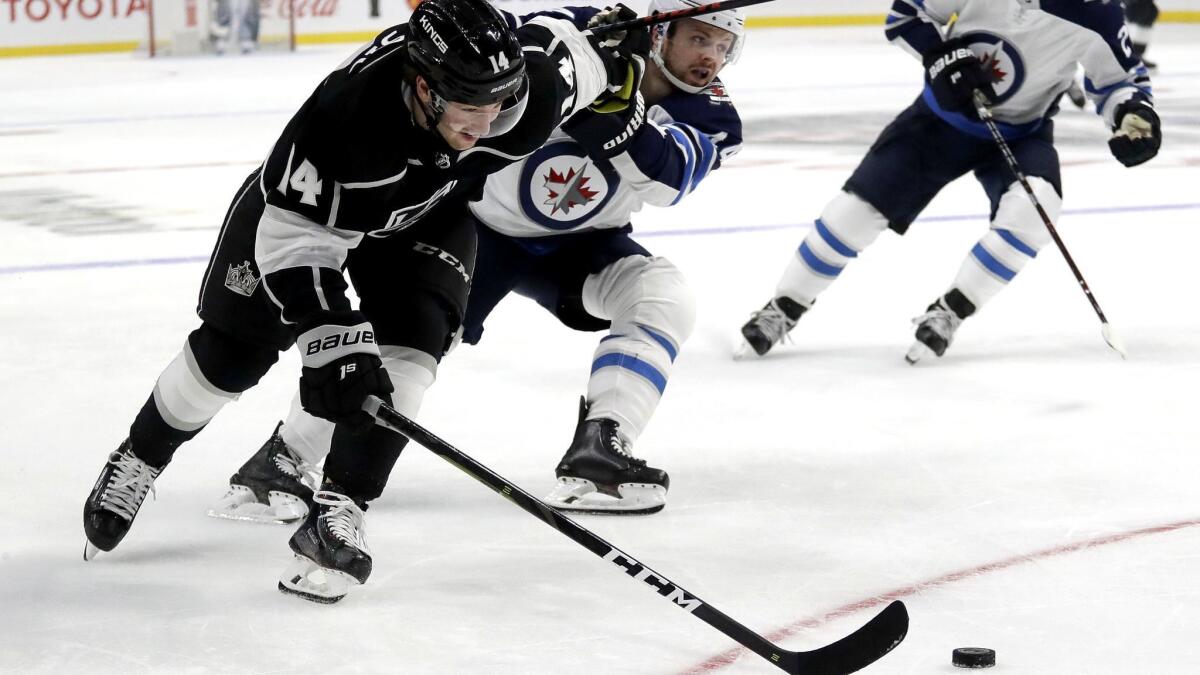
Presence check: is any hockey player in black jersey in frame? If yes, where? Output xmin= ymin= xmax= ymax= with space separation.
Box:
xmin=739 ymin=0 xmax=1161 ymax=363
xmin=209 ymin=0 xmax=744 ymax=521
xmin=82 ymin=0 xmax=648 ymax=603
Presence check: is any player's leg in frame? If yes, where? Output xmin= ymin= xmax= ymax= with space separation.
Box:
xmin=238 ymin=0 xmax=260 ymax=53
xmin=740 ymin=100 xmax=979 ymax=356
xmin=906 ymin=127 xmax=1062 ymax=363
xmin=278 ymin=206 xmax=475 ymax=602
xmin=213 ymin=214 xmax=520 ymax=524
xmin=513 ymin=229 xmax=687 ymax=514
xmin=84 ymin=323 xmax=281 ymax=558
xmin=209 ymin=0 xmax=233 ymax=55
xmin=84 ymin=171 xmax=287 ymax=558
xmin=461 ymin=218 xmax=539 ymax=346
xmin=739 ymin=192 xmax=890 ymax=356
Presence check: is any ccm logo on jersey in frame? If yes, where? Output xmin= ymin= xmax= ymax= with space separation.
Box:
xmin=419 ymin=16 xmax=449 ymax=53
xmin=602 ymin=96 xmax=646 ymax=152
xmin=304 ymin=330 xmax=377 ymax=357
xmin=602 ymin=549 xmax=702 ymax=612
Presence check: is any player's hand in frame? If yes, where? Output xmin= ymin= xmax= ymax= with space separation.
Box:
xmin=923 ymin=38 xmax=995 ymax=117
xmin=1108 ymin=99 xmax=1161 ymax=167
xmin=586 ymin=5 xmax=650 ymax=112
xmin=563 ymin=88 xmax=646 ymax=158
xmin=296 ymin=310 xmax=393 ymax=432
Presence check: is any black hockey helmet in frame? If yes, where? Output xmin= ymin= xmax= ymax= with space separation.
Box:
xmin=407 ymin=0 xmax=527 ymax=117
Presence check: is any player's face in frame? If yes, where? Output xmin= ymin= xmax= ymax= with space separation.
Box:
xmin=661 ymin=20 xmax=735 ymax=88
xmin=438 ymin=100 xmax=503 ymax=150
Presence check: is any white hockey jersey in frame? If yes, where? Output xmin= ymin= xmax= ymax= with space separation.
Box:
xmin=886 ymin=0 xmax=1152 ymax=138
xmin=469 ymin=80 xmax=743 ymax=239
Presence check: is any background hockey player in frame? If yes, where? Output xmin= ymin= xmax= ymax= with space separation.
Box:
xmin=209 ymin=0 xmax=743 ymax=520
xmin=739 ymin=0 xmax=1160 ymax=362
xmin=82 ymin=0 xmax=646 ymax=604
xmin=1124 ymin=0 xmax=1160 ymax=70
xmin=210 ymin=0 xmax=261 ymax=55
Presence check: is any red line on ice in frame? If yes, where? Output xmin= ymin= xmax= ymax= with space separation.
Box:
xmin=682 ymin=517 xmax=1200 ymax=673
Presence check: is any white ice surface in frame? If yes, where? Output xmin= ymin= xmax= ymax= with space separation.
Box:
xmin=1 ymin=25 xmax=1198 ymax=674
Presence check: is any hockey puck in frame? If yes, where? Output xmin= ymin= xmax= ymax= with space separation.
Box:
xmin=952 ymin=647 xmax=996 ymax=668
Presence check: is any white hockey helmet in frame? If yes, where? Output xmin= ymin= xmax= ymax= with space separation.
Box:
xmin=647 ymin=0 xmax=746 ymax=82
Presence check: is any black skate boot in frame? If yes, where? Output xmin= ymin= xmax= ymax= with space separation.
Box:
xmin=208 ymin=422 xmax=318 ymax=524
xmin=739 ymin=296 xmax=809 ymax=357
xmin=83 ymin=439 xmax=163 ymax=560
xmin=905 ymin=289 xmax=976 ymax=364
xmin=545 ymin=398 xmax=669 ymax=515
xmin=278 ymin=483 xmax=371 ymax=603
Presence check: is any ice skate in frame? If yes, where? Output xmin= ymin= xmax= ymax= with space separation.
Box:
xmin=208 ymin=422 xmax=319 ymax=524
xmin=278 ymin=486 xmax=371 ymax=603
xmin=82 ymin=439 xmax=163 ymax=560
xmin=736 ymin=296 xmax=808 ymax=358
xmin=544 ymin=399 xmax=669 ymax=516
xmin=905 ymin=291 xmax=973 ymax=364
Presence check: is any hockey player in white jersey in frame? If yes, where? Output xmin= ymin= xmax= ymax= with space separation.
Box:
xmin=739 ymin=0 xmax=1160 ymax=362
xmin=209 ymin=0 xmax=744 ymax=521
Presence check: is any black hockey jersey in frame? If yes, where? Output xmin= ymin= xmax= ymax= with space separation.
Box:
xmin=248 ymin=17 xmax=608 ymax=325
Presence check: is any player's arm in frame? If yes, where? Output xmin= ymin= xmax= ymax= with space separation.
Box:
xmin=503 ymin=5 xmax=604 ymax=31
xmin=886 ymin=0 xmax=995 ymax=115
xmin=513 ymin=13 xmax=614 ymax=125
xmin=255 ymin=121 xmax=361 ymax=326
xmin=1049 ymin=1 xmax=1160 ymax=166
xmin=884 ymin=0 xmax=960 ymax=59
xmin=254 ymin=113 xmax=393 ymax=428
xmin=608 ymin=95 xmax=743 ymax=207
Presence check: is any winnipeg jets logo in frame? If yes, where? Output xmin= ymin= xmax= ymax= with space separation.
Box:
xmin=978 ymin=46 xmax=1008 ymax=84
xmin=960 ymin=31 xmax=1026 ymax=104
xmin=543 ymin=164 xmax=599 ymax=215
xmin=518 ymin=141 xmax=617 ymax=230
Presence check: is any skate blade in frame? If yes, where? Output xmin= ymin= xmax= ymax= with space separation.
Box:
xmin=278 ymin=555 xmax=357 ymax=604
xmin=904 ymin=341 xmax=936 ymax=365
xmin=207 ymin=486 xmax=308 ymax=525
xmin=83 ymin=540 xmax=101 ymax=561
xmin=732 ymin=339 xmax=758 ymax=361
xmin=545 ymin=478 xmax=667 ymax=516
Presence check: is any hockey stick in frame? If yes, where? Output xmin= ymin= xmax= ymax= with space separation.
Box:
xmin=972 ymin=90 xmax=1128 ymax=359
xmin=589 ymin=0 xmax=775 ymax=36
xmin=363 ymin=396 xmax=908 ymax=674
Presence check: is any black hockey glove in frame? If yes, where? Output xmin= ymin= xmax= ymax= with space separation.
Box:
xmin=1108 ymin=99 xmax=1161 ymax=167
xmin=562 ymin=60 xmax=646 ymax=159
xmin=586 ymin=5 xmax=651 ymax=113
xmin=296 ymin=310 xmax=393 ymax=433
xmin=924 ymin=38 xmax=996 ymax=117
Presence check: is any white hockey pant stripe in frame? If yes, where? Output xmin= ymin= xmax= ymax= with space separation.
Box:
xmin=776 ymin=191 xmax=888 ymax=306
xmin=582 ymin=255 xmax=695 ymax=443
xmin=953 ymin=177 xmax=1059 ymax=308
xmin=152 ymin=340 xmax=239 ymax=432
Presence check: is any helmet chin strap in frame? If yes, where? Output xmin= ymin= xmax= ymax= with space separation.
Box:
xmin=650 ymin=42 xmax=706 ymax=95
xmin=404 ymin=80 xmax=446 ymax=130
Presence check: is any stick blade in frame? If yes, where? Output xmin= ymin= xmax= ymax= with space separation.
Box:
xmin=1101 ymin=323 xmax=1128 ymax=360
xmin=786 ymin=600 xmax=909 ymax=675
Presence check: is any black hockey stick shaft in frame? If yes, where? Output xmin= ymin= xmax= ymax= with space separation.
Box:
xmin=972 ymin=91 xmax=1127 ymax=358
xmin=590 ymin=0 xmax=774 ymax=36
xmin=364 ymin=396 xmax=907 ymax=674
